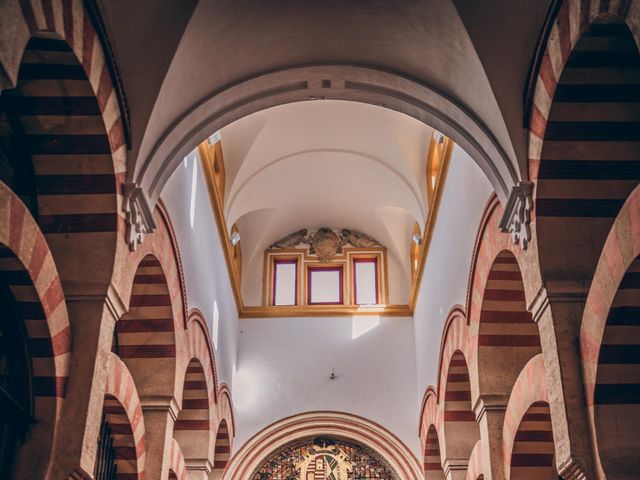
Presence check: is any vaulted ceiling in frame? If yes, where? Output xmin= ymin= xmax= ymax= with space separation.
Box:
xmin=221 ymin=100 xmax=431 ymax=304
xmin=95 ymin=0 xmax=552 ymax=205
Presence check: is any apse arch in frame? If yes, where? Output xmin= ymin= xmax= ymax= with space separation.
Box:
xmin=221 ymin=411 xmax=422 ymax=480
xmin=138 ymin=65 xmax=519 ymax=209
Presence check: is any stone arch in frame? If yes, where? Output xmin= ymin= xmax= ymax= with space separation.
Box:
xmin=0 ymin=180 xmax=71 ymax=478
xmin=138 ymin=64 xmax=519 ymax=210
xmin=103 ymin=352 xmax=147 ymax=480
xmin=116 ymin=253 xmax=178 ymax=398
xmin=0 ymin=1 xmax=127 ymax=298
xmin=221 ymin=411 xmax=422 ymax=480
xmin=465 ymin=440 xmax=485 ymax=480
xmin=476 ymin=250 xmax=541 ymax=398
xmin=167 ymin=437 xmax=187 ymax=480
xmin=502 ymin=354 xmax=557 ymax=480
xmin=441 ymin=350 xmax=480 ymax=470
xmin=581 ymin=184 xmax=640 ymax=478
xmin=212 ymin=419 xmax=231 ymax=480
xmin=436 ymin=308 xmax=479 ymax=468
xmin=528 ymin=0 xmax=640 ymax=297
xmin=424 ymin=425 xmax=445 ymax=480
xmin=174 ymin=358 xmax=211 ymax=462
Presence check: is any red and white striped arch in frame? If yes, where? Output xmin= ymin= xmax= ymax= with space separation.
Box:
xmin=465 ymin=440 xmax=485 ymax=480
xmin=581 ymin=183 xmax=640 ymax=477
xmin=0 ymin=179 xmax=71 ymax=477
xmin=104 ymin=352 xmax=147 ymax=480
xmin=502 ymin=354 xmax=555 ymax=480
xmin=221 ymin=411 xmax=422 ymax=480
xmin=168 ymin=437 xmax=187 ymax=480
xmin=528 ymin=0 xmax=640 ymax=180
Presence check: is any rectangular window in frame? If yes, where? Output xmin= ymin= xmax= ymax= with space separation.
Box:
xmin=308 ymin=266 xmax=343 ymax=305
xmin=353 ymin=258 xmax=379 ymax=305
xmin=273 ymin=259 xmax=298 ymax=305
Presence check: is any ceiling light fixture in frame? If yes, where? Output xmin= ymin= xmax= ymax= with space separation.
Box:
xmin=412 ymin=233 xmax=422 ymax=245
xmin=230 ymin=231 xmax=241 ymax=246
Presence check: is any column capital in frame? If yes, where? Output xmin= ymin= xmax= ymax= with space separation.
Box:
xmin=473 ymin=394 xmax=509 ymax=421
xmin=528 ymin=283 xmax=588 ymax=323
xmin=141 ymin=395 xmax=181 ymax=421
xmin=185 ymin=458 xmax=214 ymax=475
xmin=557 ymin=456 xmax=589 ymax=480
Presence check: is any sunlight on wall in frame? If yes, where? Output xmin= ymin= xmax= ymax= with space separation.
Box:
xmin=189 ymin=155 xmax=198 ymax=228
xmin=352 ymin=316 xmax=380 ymax=339
xmin=232 ymin=362 xmax=258 ymax=411
xmin=212 ymin=300 xmax=220 ymax=349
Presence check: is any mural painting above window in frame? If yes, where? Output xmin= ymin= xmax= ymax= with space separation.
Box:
xmin=251 ymin=436 xmax=399 ymax=480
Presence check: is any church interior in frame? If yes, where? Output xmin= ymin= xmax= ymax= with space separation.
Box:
xmin=0 ymin=1 xmax=639 ymax=479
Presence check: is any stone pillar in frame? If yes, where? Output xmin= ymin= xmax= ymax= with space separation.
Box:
xmin=141 ymin=396 xmax=179 ymax=479
xmin=474 ymin=395 xmax=509 ymax=480
xmin=48 ymin=290 xmax=125 ymax=479
xmin=530 ymin=285 xmax=596 ymax=480
xmin=186 ymin=459 xmax=213 ymax=480
xmin=443 ymin=459 xmax=468 ymax=480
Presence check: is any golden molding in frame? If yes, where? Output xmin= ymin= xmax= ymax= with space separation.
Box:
xmin=200 ymin=133 xmax=453 ymax=319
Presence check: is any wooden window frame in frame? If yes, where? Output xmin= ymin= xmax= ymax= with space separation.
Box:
xmin=351 ymin=256 xmax=380 ymax=305
xmin=306 ymin=265 xmax=345 ymax=305
xmin=272 ymin=257 xmax=300 ymax=306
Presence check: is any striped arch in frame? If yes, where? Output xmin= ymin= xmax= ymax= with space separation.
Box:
xmin=442 ymin=350 xmax=479 ymax=466
xmin=104 ymin=352 xmax=147 ymax=480
xmin=436 ymin=308 xmax=479 ymax=466
xmin=476 ymin=250 xmax=541 ymax=398
xmin=528 ymin=0 xmax=640 ymax=296
xmin=419 ymin=387 xmax=444 ymax=480
xmin=174 ymin=358 xmax=211 ymax=461
xmin=503 ymin=354 xmax=556 ymax=480
xmin=213 ymin=419 xmax=231 ymax=479
xmin=581 ymin=184 xmax=640 ymax=478
xmin=168 ymin=438 xmax=187 ymax=480
xmin=214 ymin=385 xmax=236 ymax=479
xmin=465 ymin=440 xmax=485 ymax=480
xmin=0 ymin=0 xmax=127 ymax=295
xmin=114 ymin=203 xmax=188 ymax=398
xmin=116 ymin=254 xmax=178 ymax=397
xmin=424 ymin=425 xmax=445 ymax=480
xmin=0 ymin=179 xmax=71 ymax=477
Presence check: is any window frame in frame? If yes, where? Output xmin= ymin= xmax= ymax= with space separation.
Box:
xmin=271 ymin=257 xmax=300 ymax=306
xmin=306 ymin=265 xmax=345 ymax=305
xmin=351 ymin=256 xmax=380 ymax=305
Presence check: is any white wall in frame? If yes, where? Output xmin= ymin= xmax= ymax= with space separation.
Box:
xmin=413 ymin=145 xmax=492 ymax=396
xmin=161 ymin=153 xmax=239 ymax=389
xmin=233 ymin=315 xmax=420 ymax=456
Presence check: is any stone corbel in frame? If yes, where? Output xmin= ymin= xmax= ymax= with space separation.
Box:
xmin=499 ymin=181 xmax=533 ymax=250
xmin=123 ymin=183 xmax=156 ymax=251
xmin=557 ymin=456 xmax=588 ymax=480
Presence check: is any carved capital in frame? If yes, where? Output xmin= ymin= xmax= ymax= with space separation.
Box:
xmin=123 ymin=183 xmax=156 ymax=251
xmin=528 ymin=283 xmax=588 ymax=324
xmin=557 ymin=456 xmax=588 ymax=480
xmin=442 ymin=458 xmax=468 ymax=477
xmin=499 ymin=181 xmax=533 ymax=250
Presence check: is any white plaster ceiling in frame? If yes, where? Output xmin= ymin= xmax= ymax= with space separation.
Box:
xmin=219 ymin=100 xmax=432 ymax=304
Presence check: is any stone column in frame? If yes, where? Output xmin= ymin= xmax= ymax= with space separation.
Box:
xmin=443 ymin=459 xmax=468 ymax=480
xmin=141 ymin=396 xmax=180 ymax=479
xmin=186 ymin=459 xmax=214 ymax=480
xmin=48 ymin=289 xmax=125 ymax=479
xmin=474 ymin=395 xmax=509 ymax=480
xmin=530 ymin=285 xmax=596 ymax=480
